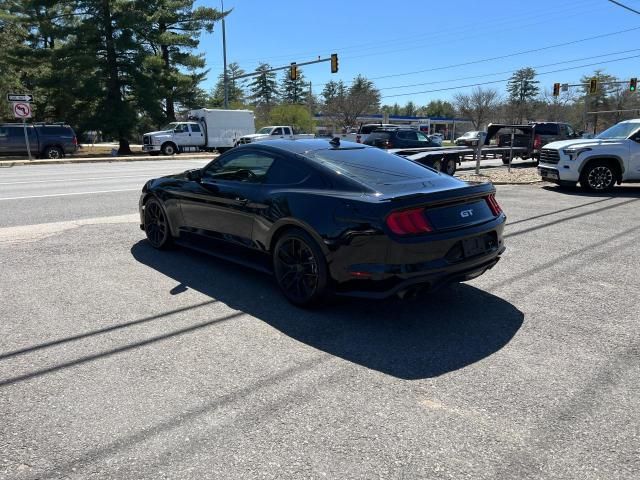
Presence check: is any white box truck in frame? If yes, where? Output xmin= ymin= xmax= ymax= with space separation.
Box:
xmin=142 ymin=108 xmax=254 ymax=155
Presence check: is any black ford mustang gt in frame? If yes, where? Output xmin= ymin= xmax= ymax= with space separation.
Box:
xmin=139 ymin=139 xmax=506 ymax=306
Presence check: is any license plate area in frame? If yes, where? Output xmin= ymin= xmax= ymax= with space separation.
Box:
xmin=462 ymin=236 xmax=488 ymax=257
xmin=538 ymin=167 xmax=559 ymax=180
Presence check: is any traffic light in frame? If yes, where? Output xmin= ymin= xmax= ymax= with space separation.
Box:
xmin=553 ymin=83 xmax=560 ymax=97
xmin=589 ymin=77 xmax=598 ymax=95
xmin=289 ymin=63 xmax=298 ymax=81
xmin=630 ymin=77 xmax=637 ymax=93
xmin=330 ymin=53 xmax=338 ymax=74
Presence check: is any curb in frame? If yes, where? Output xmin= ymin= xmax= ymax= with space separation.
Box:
xmin=0 ymin=154 xmax=216 ymax=168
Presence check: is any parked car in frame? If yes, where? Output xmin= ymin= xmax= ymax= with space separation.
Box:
xmin=538 ymin=118 xmax=640 ymax=192
xmin=427 ymin=133 xmax=443 ymax=146
xmin=455 ymin=131 xmax=487 ymax=147
xmin=341 ymin=123 xmax=400 ymax=143
xmin=0 ymin=123 xmax=78 ymax=158
xmin=364 ymin=128 xmax=440 ymax=149
xmin=487 ymin=122 xmax=580 ymax=164
xmin=140 ymin=139 xmax=506 ymax=307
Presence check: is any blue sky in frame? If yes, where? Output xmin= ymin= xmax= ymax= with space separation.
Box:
xmin=197 ymin=0 xmax=640 ymax=106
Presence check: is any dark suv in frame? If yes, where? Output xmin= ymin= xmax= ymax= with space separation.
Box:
xmin=364 ymin=128 xmax=439 ymax=149
xmin=0 ymin=123 xmax=78 ymax=158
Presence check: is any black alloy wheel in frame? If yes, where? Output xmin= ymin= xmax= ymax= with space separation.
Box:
xmin=273 ymin=230 xmax=328 ymax=307
xmin=44 ymin=146 xmax=63 ymax=159
xmin=144 ymin=198 xmax=172 ymax=249
xmin=581 ymin=161 xmax=615 ymax=192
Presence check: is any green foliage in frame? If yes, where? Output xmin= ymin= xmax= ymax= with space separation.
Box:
xmin=506 ymin=67 xmax=539 ymax=123
xmin=209 ymin=62 xmax=246 ymax=107
xmin=268 ymin=104 xmax=314 ymax=133
xmin=280 ymin=68 xmax=308 ymax=105
xmin=322 ymin=76 xmax=380 ymax=128
xmin=247 ymin=63 xmax=279 ymax=107
xmin=421 ymin=100 xmax=455 ymax=118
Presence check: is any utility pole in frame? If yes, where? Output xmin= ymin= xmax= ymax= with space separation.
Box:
xmin=221 ymin=0 xmax=228 ymax=109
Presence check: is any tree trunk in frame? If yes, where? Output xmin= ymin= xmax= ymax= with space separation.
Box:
xmin=101 ymin=0 xmax=129 ymax=154
xmin=160 ymin=23 xmax=175 ymax=121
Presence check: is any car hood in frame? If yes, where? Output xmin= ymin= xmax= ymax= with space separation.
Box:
xmin=543 ymin=138 xmax=627 ymax=150
xmin=239 ymin=133 xmax=267 ymax=139
xmin=144 ymin=130 xmax=173 ymax=137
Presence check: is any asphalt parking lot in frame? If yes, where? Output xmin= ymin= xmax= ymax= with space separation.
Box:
xmin=1 ymin=161 xmax=639 ymax=479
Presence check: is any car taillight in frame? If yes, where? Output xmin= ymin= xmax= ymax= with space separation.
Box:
xmin=73 ymin=136 xmax=78 ymax=145
xmin=382 ymin=140 xmax=393 ymax=149
xmin=486 ymin=194 xmax=503 ymax=216
xmin=386 ymin=208 xmax=433 ymax=235
xmin=533 ymin=134 xmax=541 ymax=149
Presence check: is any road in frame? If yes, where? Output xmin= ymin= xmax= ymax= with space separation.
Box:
xmin=1 ymin=161 xmax=638 ymax=480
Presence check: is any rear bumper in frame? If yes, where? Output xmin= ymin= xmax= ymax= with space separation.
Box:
xmin=335 ymin=248 xmax=504 ymax=299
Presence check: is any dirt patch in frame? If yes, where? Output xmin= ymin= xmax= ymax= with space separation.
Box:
xmin=456 ymin=166 xmax=544 ymax=184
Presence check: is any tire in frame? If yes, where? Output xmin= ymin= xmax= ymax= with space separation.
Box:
xmin=273 ymin=228 xmax=329 ymax=307
xmin=431 ymin=159 xmax=442 ymax=172
xmin=161 ymin=143 xmax=176 ymax=156
xmin=444 ymin=157 xmax=457 ymax=175
xmin=43 ymin=146 xmax=63 ymax=159
xmin=580 ymin=160 xmax=616 ymax=192
xmin=143 ymin=197 xmax=173 ymax=249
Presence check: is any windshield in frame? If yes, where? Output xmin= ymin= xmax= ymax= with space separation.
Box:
xmin=160 ymin=122 xmax=178 ymax=131
xmin=596 ymin=122 xmax=640 ymax=139
xmin=462 ymin=131 xmax=478 ymax=138
xmin=257 ymin=127 xmax=273 ymax=134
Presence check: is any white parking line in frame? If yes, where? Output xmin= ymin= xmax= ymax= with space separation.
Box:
xmin=0 ymin=173 xmax=178 ymax=185
xmin=0 ymin=188 xmax=140 ymax=201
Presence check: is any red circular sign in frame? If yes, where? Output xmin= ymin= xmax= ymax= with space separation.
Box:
xmin=13 ymin=102 xmax=32 ymax=118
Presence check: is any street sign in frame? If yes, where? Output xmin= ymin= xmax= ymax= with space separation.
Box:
xmin=12 ymin=102 xmax=32 ymax=119
xmin=7 ymin=93 xmax=34 ymax=102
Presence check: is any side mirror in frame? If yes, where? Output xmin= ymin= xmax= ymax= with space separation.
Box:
xmin=186 ymin=169 xmax=202 ymax=182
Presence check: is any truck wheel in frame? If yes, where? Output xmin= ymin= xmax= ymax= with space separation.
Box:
xmin=444 ymin=158 xmax=457 ymax=175
xmin=432 ymin=159 xmax=442 ymax=171
xmin=161 ymin=143 xmax=176 ymax=156
xmin=43 ymin=146 xmax=63 ymax=159
xmin=580 ymin=161 xmax=616 ymax=192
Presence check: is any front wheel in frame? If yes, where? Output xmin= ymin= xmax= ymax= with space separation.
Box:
xmin=161 ymin=143 xmax=176 ymax=156
xmin=580 ymin=161 xmax=616 ymax=192
xmin=144 ymin=198 xmax=173 ymax=249
xmin=273 ymin=229 xmax=329 ymax=307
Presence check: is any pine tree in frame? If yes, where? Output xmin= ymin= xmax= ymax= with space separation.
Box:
xmin=506 ymin=67 xmax=539 ymax=123
xmin=247 ymin=63 xmax=279 ymax=107
xmin=280 ymin=68 xmax=308 ymax=105
xmin=210 ymin=62 xmax=246 ymax=107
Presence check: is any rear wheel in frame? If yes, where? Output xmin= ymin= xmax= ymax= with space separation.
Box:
xmin=431 ymin=159 xmax=442 ymax=171
xmin=144 ymin=198 xmax=173 ymax=249
xmin=580 ymin=161 xmax=616 ymax=192
xmin=444 ymin=157 xmax=457 ymax=175
xmin=273 ymin=229 xmax=328 ymax=307
xmin=43 ymin=146 xmax=63 ymax=159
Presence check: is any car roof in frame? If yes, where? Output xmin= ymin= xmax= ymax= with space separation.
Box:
xmin=242 ymin=138 xmax=369 ymax=154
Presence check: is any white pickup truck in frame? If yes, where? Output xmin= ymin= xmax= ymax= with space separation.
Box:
xmin=538 ymin=119 xmax=640 ymax=192
xmin=236 ymin=126 xmax=315 ymax=145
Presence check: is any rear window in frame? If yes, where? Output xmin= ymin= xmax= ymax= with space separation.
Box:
xmin=307 ymin=147 xmax=439 ymax=185
xmin=534 ymin=124 xmax=559 ymax=135
xmin=366 ymin=132 xmax=391 ymax=141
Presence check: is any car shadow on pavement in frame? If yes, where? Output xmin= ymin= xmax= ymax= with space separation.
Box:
xmin=131 ymin=241 xmax=524 ymax=380
xmin=541 ymin=184 xmax=640 ymax=197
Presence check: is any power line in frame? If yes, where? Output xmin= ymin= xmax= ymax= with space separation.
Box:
xmin=380 ymin=53 xmax=640 ymax=99
xmin=607 ymin=0 xmax=640 ymax=15
xmin=371 ymin=25 xmax=640 ymax=81
xmin=376 ymin=48 xmax=638 ymax=91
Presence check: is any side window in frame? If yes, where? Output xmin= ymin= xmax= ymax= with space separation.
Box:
xmin=283 ymin=127 xmax=291 ymax=135
xmin=404 ymin=131 xmax=418 ymax=141
xmin=416 ymin=132 xmax=430 ymax=142
xmin=202 ymin=151 xmax=275 ymax=183
xmin=8 ymin=127 xmax=24 ymax=138
xmin=174 ymin=124 xmax=187 ymax=133
xmin=0 ymin=127 xmax=8 ymax=138
xmin=190 ymin=124 xmax=202 ymax=133
xmin=565 ymin=125 xmax=575 ymax=137
xmin=396 ymin=131 xmax=408 ymax=139
xmin=265 ymin=159 xmax=312 ymax=185
xmin=272 ymin=127 xmax=283 ymax=136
